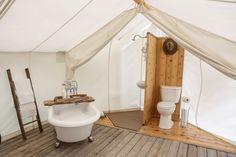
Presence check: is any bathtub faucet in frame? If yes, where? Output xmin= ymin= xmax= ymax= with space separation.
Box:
xmin=63 ymin=80 xmax=78 ymax=97
xmin=71 ymin=80 xmax=78 ymax=95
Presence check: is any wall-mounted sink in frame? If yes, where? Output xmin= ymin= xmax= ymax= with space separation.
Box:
xmin=136 ymin=81 xmax=146 ymax=89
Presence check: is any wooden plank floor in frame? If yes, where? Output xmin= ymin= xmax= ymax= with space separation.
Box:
xmin=97 ymin=116 xmax=236 ymax=154
xmin=1 ymin=124 xmax=236 ymax=157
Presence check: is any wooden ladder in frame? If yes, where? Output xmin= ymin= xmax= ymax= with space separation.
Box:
xmin=6 ymin=68 xmax=43 ymax=140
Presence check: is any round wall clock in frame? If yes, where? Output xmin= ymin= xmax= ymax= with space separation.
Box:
xmin=163 ymin=38 xmax=177 ymax=55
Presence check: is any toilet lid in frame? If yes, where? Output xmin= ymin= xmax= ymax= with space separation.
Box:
xmin=158 ymin=102 xmax=175 ymax=109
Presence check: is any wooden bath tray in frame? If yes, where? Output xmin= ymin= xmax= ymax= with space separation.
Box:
xmin=44 ymin=94 xmax=95 ymax=106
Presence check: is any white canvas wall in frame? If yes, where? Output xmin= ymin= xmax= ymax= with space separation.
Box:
xmin=74 ymin=35 xmax=145 ymax=112
xmin=109 ymin=37 xmax=143 ymax=110
xmin=182 ymin=52 xmax=236 ymax=142
xmin=0 ymin=53 xmax=29 ymax=137
xmin=0 ymin=52 xmax=65 ymax=138
xmin=73 ymin=14 xmax=152 ymax=112
xmin=74 ymin=45 xmax=109 ymax=112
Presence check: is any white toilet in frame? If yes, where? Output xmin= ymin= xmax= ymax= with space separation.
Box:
xmin=157 ymin=85 xmax=182 ymax=129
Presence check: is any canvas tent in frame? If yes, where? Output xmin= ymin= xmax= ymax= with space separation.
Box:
xmin=0 ymin=0 xmax=236 ymax=145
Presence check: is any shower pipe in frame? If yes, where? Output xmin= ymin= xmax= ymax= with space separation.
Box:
xmin=132 ymin=34 xmax=147 ymax=41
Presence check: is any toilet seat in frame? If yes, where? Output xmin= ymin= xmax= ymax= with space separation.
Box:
xmin=157 ymin=102 xmax=175 ymax=109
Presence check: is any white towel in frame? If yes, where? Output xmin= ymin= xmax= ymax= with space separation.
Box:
xmin=14 ymin=79 xmax=35 ymax=105
xmin=20 ymin=102 xmax=37 ymax=118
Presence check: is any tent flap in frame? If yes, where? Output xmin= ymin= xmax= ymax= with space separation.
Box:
xmin=65 ymin=8 xmax=138 ymax=79
xmin=65 ymin=4 xmax=236 ymax=80
xmin=142 ymin=5 xmax=236 ymax=80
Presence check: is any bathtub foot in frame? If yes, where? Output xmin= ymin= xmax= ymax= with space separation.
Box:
xmin=88 ymin=136 xmax=93 ymax=142
xmin=100 ymin=111 xmax=106 ymax=118
xmin=55 ymin=140 xmax=61 ymax=148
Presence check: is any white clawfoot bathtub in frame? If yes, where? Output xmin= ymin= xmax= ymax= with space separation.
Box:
xmin=48 ymin=102 xmax=100 ymax=143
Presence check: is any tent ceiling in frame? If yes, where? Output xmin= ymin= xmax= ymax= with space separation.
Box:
xmin=0 ymin=0 xmax=236 ymax=52
xmin=147 ymin=0 xmax=236 ymax=42
xmin=0 ymin=0 xmax=133 ymax=52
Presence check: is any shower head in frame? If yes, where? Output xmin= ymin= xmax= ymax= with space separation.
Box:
xmin=132 ymin=34 xmax=146 ymax=41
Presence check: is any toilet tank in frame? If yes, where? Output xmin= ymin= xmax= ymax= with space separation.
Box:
xmin=160 ymin=85 xmax=182 ymax=103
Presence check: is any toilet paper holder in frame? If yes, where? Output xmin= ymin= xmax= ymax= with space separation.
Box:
xmin=180 ymin=97 xmax=190 ymax=128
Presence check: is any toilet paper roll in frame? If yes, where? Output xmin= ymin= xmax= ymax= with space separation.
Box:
xmin=182 ymin=97 xmax=190 ymax=103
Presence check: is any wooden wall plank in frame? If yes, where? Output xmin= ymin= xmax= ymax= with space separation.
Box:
xmin=143 ymin=33 xmax=158 ymax=124
xmin=176 ymin=46 xmax=185 ymax=86
xmin=154 ymin=38 xmax=166 ymax=118
xmin=169 ymin=48 xmax=179 ymax=86
xmin=165 ymin=52 xmax=173 ymax=85
xmin=158 ymin=39 xmax=167 ymax=86
xmin=172 ymin=46 xmax=184 ymax=120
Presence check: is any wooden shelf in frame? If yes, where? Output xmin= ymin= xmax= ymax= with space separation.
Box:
xmin=44 ymin=94 xmax=95 ymax=106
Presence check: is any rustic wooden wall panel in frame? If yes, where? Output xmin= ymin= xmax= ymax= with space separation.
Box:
xmin=143 ymin=33 xmax=158 ymax=124
xmin=153 ymin=38 xmax=166 ymax=117
xmin=144 ymin=34 xmax=184 ymax=123
xmin=156 ymin=37 xmax=184 ymax=121
xmin=157 ymin=37 xmax=184 ymax=121
xmin=173 ymin=46 xmax=184 ymax=120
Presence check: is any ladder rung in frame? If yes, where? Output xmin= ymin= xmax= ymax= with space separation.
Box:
xmin=23 ymin=120 xmax=37 ymax=126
